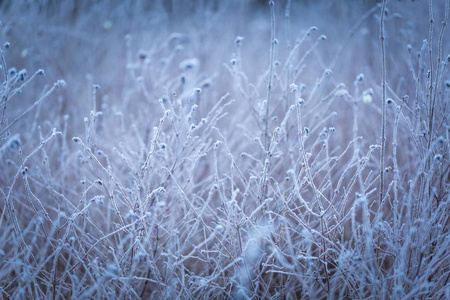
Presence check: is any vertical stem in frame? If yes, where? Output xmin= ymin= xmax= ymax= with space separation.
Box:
xmin=285 ymin=0 xmax=291 ymax=152
xmin=265 ymin=0 xmax=276 ymax=150
xmin=285 ymin=0 xmax=291 ymax=55
xmin=428 ymin=0 xmax=449 ymax=154
xmin=259 ymin=0 xmax=276 ymax=207
xmin=379 ymin=0 xmax=387 ymax=210
xmin=378 ymin=0 xmax=387 ymax=261
xmin=427 ymin=0 xmax=434 ymax=151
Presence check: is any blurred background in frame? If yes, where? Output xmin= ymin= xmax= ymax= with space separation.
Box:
xmin=1 ymin=0 xmax=434 ymax=126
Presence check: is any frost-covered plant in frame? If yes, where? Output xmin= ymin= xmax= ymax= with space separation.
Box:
xmin=0 ymin=0 xmax=449 ymax=299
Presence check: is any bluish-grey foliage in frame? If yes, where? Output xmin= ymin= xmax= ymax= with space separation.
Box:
xmin=0 ymin=0 xmax=449 ymax=299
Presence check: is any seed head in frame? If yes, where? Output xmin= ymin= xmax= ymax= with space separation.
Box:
xmin=434 ymin=154 xmax=442 ymax=162
xmin=138 ymin=49 xmax=148 ymax=60
xmin=235 ymin=36 xmax=244 ymax=47
xmin=362 ymin=88 xmax=374 ymax=104
xmin=55 ymin=79 xmax=66 ymax=90
xmin=290 ymin=83 xmax=298 ymax=93
xmin=356 ymin=73 xmax=364 ymax=83
xmin=18 ymin=69 xmax=27 ymax=81
xmin=179 ymin=58 xmax=199 ymax=70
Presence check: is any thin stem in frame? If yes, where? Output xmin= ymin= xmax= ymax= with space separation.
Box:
xmin=428 ymin=0 xmax=449 ymax=152
xmin=0 ymin=81 xmax=61 ymax=136
xmin=427 ymin=0 xmax=434 ymax=151
xmin=378 ymin=0 xmax=388 ymax=261
xmin=379 ymin=0 xmax=387 ymax=208
xmin=265 ymin=0 xmax=276 ymax=150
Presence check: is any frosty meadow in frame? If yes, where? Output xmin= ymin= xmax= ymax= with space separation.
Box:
xmin=0 ymin=0 xmax=449 ymax=299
